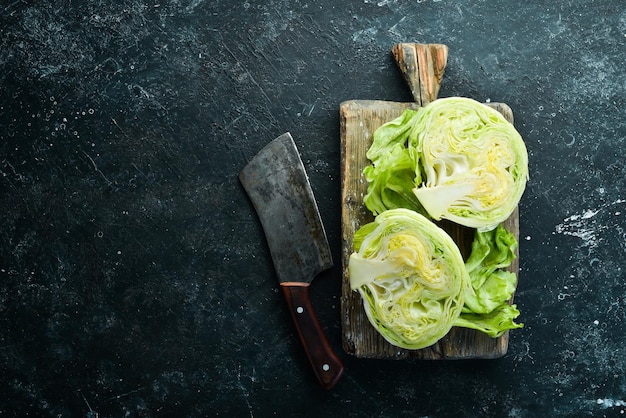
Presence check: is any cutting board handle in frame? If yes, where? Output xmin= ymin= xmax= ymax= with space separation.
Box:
xmin=391 ymin=43 xmax=448 ymax=105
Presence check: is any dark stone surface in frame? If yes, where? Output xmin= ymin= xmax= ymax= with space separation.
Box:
xmin=1 ymin=1 xmax=625 ymax=416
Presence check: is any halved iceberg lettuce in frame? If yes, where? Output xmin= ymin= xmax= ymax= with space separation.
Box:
xmin=364 ymin=97 xmax=528 ymax=231
xmin=349 ymin=208 xmax=469 ymax=349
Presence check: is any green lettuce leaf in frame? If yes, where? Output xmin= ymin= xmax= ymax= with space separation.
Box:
xmin=455 ymin=224 xmax=523 ymax=335
xmin=363 ymin=109 xmax=425 ymax=216
xmin=462 ymin=224 xmax=518 ymax=314
xmin=454 ymin=304 xmax=523 ymax=338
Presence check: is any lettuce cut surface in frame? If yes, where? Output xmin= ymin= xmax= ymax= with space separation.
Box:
xmin=349 ymin=208 xmax=469 ymax=350
xmin=363 ymin=97 xmax=529 ymax=231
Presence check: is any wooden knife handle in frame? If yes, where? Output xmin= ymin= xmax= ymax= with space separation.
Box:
xmin=280 ymin=283 xmax=344 ymax=390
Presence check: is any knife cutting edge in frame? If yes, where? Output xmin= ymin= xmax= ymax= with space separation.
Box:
xmin=239 ymin=132 xmax=344 ymax=390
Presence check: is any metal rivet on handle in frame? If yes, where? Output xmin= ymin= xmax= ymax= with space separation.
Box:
xmin=296 ymin=307 xmax=304 ymax=314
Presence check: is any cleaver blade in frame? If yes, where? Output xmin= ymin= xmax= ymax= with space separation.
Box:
xmin=239 ymin=132 xmax=344 ymax=390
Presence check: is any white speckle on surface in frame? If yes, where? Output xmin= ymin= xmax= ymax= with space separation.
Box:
xmin=582 ymin=209 xmax=599 ymax=219
xmin=596 ymin=398 xmax=626 ymax=408
xmin=554 ymin=203 xmax=618 ymax=249
xmin=352 ymin=27 xmax=378 ymax=43
xmin=296 ymin=306 xmax=304 ymax=314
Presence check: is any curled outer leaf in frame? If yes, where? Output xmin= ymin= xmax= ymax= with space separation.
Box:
xmin=454 ymin=304 xmax=523 ymax=338
xmin=456 ymin=225 xmax=524 ymax=336
xmin=363 ymin=109 xmax=425 ymax=216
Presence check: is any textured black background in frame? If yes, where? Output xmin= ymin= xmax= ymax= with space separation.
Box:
xmin=1 ymin=1 xmax=626 ymax=416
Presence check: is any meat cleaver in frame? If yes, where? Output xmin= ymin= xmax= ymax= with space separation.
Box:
xmin=239 ymin=133 xmax=344 ymax=390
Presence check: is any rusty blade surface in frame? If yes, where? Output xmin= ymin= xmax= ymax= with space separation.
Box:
xmin=239 ymin=132 xmax=333 ymax=283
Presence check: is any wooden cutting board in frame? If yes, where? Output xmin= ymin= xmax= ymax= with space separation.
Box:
xmin=339 ymin=44 xmax=520 ymax=359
